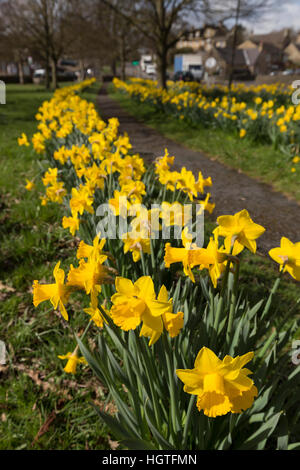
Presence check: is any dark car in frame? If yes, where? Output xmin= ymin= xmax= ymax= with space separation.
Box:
xmin=173 ymin=71 xmax=194 ymax=82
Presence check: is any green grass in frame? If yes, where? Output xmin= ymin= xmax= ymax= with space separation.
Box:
xmin=108 ymin=84 xmax=300 ymax=202
xmin=0 ymin=81 xmax=114 ymax=450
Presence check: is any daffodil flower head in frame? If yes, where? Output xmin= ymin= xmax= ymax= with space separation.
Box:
xmin=269 ymin=237 xmax=300 ymax=281
xmin=58 ymin=348 xmax=87 ymax=374
xmin=176 ymin=347 xmax=258 ymax=418
xmin=214 ymin=209 xmax=265 ymax=255
xmin=33 ymin=261 xmax=70 ymax=321
xmin=25 ymin=179 xmax=35 ymax=191
xmin=18 ymin=133 xmax=30 ymax=147
xmin=110 ymin=276 xmax=179 ymax=345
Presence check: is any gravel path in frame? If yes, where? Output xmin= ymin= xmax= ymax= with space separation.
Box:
xmin=97 ymin=84 xmax=300 ymax=254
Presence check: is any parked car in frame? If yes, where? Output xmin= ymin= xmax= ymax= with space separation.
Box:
xmin=282 ymin=69 xmax=295 ymax=76
xmin=33 ymin=68 xmax=46 ymax=84
xmin=173 ymin=71 xmax=194 ymax=82
xmin=188 ymin=65 xmax=203 ymax=81
xmin=32 ymin=67 xmax=77 ymax=84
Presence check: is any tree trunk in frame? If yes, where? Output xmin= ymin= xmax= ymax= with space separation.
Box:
xmin=45 ymin=51 xmax=51 ymax=90
xmin=51 ymin=58 xmax=58 ymax=90
xmin=17 ymin=60 xmax=24 ymax=85
xmin=228 ymin=0 xmax=241 ymax=91
xmin=157 ymin=48 xmax=167 ymax=89
xmin=79 ymin=58 xmax=85 ymax=81
xmin=111 ymin=59 xmax=117 ymax=77
xmin=120 ymin=36 xmax=126 ymax=81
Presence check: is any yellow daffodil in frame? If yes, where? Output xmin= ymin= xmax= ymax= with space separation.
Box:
xmin=122 ymin=232 xmax=151 ymax=262
xmin=32 ymin=132 xmax=46 ymax=154
xmin=158 ymin=285 xmax=184 ymax=338
xmin=195 ymin=171 xmax=212 ymax=195
xmin=84 ymin=302 xmax=109 ymax=328
xmin=69 ymin=185 xmax=94 ymax=216
xmin=46 ymin=181 xmax=67 ymax=204
xmin=67 ymin=257 xmax=112 ymax=305
xmin=196 ymin=193 xmax=215 ymax=215
xmin=214 ymin=209 xmax=265 ymax=255
xmin=176 ymin=347 xmax=258 ymax=418
xmin=25 ymin=179 xmax=35 ymax=191
xmin=110 ymin=276 xmax=172 ymax=345
xmin=58 ymin=348 xmax=87 ymax=374
xmin=76 ymin=236 xmax=107 ymax=263
xmin=62 ymin=214 xmax=80 ymax=236
xmin=108 ymin=190 xmax=131 ymax=217
xmin=33 ymin=261 xmax=71 ymax=321
xmin=269 ymin=237 xmax=300 ymax=281
xmin=164 ymin=242 xmax=196 ymax=282
xmin=189 ymin=236 xmax=227 ymax=288
xmin=18 ymin=133 xmax=30 ymax=147
xmin=165 ymin=231 xmax=227 ymax=287
xmin=155 ymin=148 xmax=175 ymax=174
xmin=160 ymin=201 xmax=191 ymax=227
xmin=42 ymin=168 xmax=58 ymax=187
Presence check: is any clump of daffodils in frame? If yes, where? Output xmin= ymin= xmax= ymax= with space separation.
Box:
xmin=28 ymin=79 xmax=300 ymax=449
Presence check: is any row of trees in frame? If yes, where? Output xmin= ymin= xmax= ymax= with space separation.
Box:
xmin=0 ymin=0 xmax=140 ymax=89
xmin=0 ymin=0 xmax=277 ymax=89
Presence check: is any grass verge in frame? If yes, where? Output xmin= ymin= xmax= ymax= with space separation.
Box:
xmin=0 ymin=81 xmax=114 ymax=450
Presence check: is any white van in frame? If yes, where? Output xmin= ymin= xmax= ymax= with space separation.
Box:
xmin=145 ymin=64 xmax=156 ymax=75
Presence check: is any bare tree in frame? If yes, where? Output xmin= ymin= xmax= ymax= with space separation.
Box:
xmin=16 ymin=0 xmax=72 ymax=89
xmin=98 ymin=0 xmax=205 ymax=88
xmin=64 ymin=0 xmax=99 ymax=81
xmin=0 ymin=1 xmax=30 ymax=83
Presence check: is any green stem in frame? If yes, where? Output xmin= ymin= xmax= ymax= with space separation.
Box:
xmin=210 ymin=258 xmax=231 ymax=349
xmin=140 ymin=249 xmax=148 ymax=276
xmin=161 ymin=184 xmax=167 ymax=202
xmin=226 ymin=259 xmax=240 ymax=344
xmin=182 ymin=395 xmax=196 ymax=449
xmin=135 ymin=331 xmax=162 ymax=430
xmin=163 ymin=333 xmax=179 ymax=444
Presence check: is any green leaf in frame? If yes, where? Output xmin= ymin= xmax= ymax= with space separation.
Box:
xmin=276 ymin=414 xmax=289 ymax=450
xmin=76 ymin=336 xmax=106 ymax=384
xmin=144 ymin=405 xmax=174 ymax=450
xmin=120 ymin=438 xmax=157 ymax=450
xmin=239 ymin=412 xmax=282 ymax=450
xmin=91 ymin=403 xmax=129 ymax=441
xmin=288 ymin=443 xmax=300 ymax=450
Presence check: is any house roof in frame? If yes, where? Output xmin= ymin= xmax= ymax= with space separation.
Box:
xmin=242 ymin=48 xmax=261 ymax=66
xmin=250 ymin=29 xmax=290 ymax=49
xmin=216 ymin=47 xmax=247 ymax=67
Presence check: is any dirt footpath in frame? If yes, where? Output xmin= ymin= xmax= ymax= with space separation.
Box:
xmin=98 ymin=84 xmax=300 ymax=254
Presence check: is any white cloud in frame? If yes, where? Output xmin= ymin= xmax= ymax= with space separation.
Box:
xmin=241 ymin=1 xmax=300 ymax=34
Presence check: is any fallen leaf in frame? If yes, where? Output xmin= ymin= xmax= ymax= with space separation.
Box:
xmin=31 ymin=410 xmax=57 ymax=447
xmin=0 ymin=282 xmax=15 ymax=293
xmin=108 ymin=436 xmax=119 ymax=450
